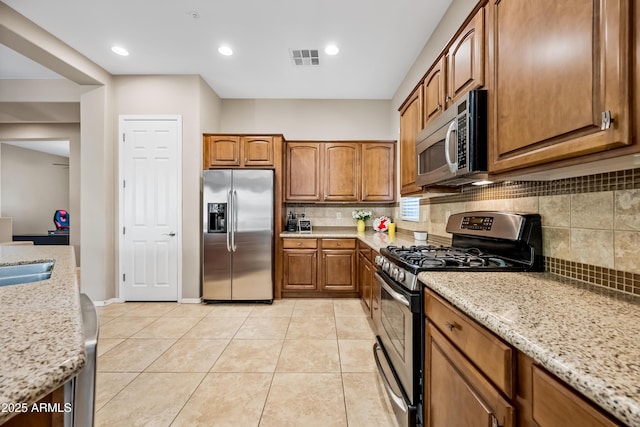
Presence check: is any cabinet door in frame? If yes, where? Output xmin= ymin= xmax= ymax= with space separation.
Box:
xmin=242 ymin=136 xmax=274 ymax=166
xmin=490 ymin=0 xmax=631 ymax=173
xmin=426 ymin=324 xmax=515 ymax=427
xmin=447 ymin=8 xmax=484 ymax=105
xmin=531 ymin=366 xmax=621 ymax=427
xmin=320 ymin=249 xmax=357 ymax=291
xmin=399 ymin=86 xmax=424 ymax=196
xmin=283 ymin=249 xmax=317 ymax=290
xmin=361 ymin=142 xmax=395 ymax=202
xmin=358 ymin=251 xmax=373 ymax=312
xmin=323 ymin=143 xmax=359 ymax=201
xmin=205 ymin=136 xmax=241 ymax=167
xmin=285 ymin=142 xmax=322 ymax=201
xmin=423 ymin=56 xmax=446 ymax=126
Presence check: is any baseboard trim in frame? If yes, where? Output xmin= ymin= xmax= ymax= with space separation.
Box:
xmin=179 ymin=298 xmax=202 ymax=304
xmin=91 ymin=297 xmax=123 ymax=306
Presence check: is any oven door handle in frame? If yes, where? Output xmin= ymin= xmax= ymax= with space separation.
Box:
xmin=373 ymin=342 xmax=408 ymax=414
xmin=380 ymin=279 xmax=410 ymax=309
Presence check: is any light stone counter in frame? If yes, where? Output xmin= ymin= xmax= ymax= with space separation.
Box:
xmin=280 ymin=227 xmax=425 ymax=252
xmin=0 ymin=245 xmax=85 ymax=424
xmin=418 ymin=271 xmax=640 ymax=427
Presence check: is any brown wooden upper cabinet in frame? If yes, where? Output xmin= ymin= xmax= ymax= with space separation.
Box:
xmin=423 ymin=57 xmax=447 ymax=127
xmin=489 ymin=0 xmax=631 ymax=173
xmin=446 ymin=7 xmax=485 ymax=105
xmin=399 ymin=86 xmax=424 ymax=196
xmin=324 ymin=142 xmax=360 ymax=202
xmin=398 ymin=7 xmax=484 ymax=196
xmin=286 ymin=141 xmax=395 ymax=202
xmin=286 ymin=142 xmax=322 ymax=201
xmin=361 ymin=143 xmax=396 ymax=201
xmin=203 ymin=135 xmax=274 ymax=168
xmin=424 ymin=8 xmax=485 ymax=128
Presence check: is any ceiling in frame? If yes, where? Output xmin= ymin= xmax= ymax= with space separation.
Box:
xmin=0 ymin=0 xmax=452 ymax=99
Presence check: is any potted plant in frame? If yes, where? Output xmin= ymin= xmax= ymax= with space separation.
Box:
xmin=352 ymin=210 xmax=372 ymax=232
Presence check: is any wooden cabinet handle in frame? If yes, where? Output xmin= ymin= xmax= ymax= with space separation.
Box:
xmin=445 ymin=321 xmax=458 ymax=332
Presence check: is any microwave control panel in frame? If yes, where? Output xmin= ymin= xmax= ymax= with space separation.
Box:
xmin=457 ymin=115 xmax=467 ymax=170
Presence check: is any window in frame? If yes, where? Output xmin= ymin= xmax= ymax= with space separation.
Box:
xmin=400 ymin=197 xmax=420 ymax=222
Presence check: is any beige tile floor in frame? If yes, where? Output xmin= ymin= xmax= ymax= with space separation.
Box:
xmin=95 ymin=298 xmax=399 ymax=427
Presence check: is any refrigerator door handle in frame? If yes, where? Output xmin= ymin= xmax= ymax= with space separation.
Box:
xmin=232 ymin=189 xmax=238 ymax=252
xmin=226 ymin=189 xmax=232 ymax=252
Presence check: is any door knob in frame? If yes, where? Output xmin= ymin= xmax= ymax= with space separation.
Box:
xmin=164 ymin=232 xmax=176 ymax=237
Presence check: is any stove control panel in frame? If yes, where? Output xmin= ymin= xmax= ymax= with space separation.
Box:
xmin=375 ymin=255 xmax=419 ymax=291
xmin=461 ymin=215 xmax=494 ymax=231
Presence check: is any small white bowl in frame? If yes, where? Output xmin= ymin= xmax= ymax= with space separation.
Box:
xmin=414 ymin=231 xmax=427 ymax=241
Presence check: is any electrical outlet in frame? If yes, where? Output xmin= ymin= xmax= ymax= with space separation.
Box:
xmin=336 ymin=212 xmax=342 ymax=219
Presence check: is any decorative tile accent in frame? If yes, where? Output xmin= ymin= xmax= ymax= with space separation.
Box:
xmin=423 ymin=168 xmax=640 ymax=295
xmin=425 ymin=168 xmax=640 ymax=204
xmin=545 ymin=257 xmax=640 ymax=296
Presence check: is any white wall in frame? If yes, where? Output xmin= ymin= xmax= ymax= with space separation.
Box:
xmin=391 ymin=0 xmax=478 ymax=110
xmin=0 ymin=144 xmax=69 ymax=233
xmin=113 ymin=75 xmax=222 ymax=300
xmin=220 ymin=99 xmax=395 ymax=140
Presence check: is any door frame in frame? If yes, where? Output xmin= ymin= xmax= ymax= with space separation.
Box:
xmin=117 ymin=115 xmax=183 ymax=301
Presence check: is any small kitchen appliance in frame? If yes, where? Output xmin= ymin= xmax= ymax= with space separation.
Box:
xmin=286 ymin=211 xmax=298 ymax=232
xmin=415 ymin=89 xmax=488 ymax=187
xmin=373 ymin=211 xmax=543 ymax=427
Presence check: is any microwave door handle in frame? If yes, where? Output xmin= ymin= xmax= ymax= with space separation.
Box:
xmin=444 ymin=120 xmax=458 ymax=173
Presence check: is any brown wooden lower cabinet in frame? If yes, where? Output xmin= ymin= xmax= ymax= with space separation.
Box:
xmin=282 ymin=238 xmax=357 ymax=297
xmin=426 ymin=323 xmax=515 ymax=427
xmin=517 ymin=353 xmax=623 ymax=427
xmin=2 ymin=385 xmax=65 ymax=427
xmin=424 ymin=289 xmax=624 ymax=427
xmin=357 ymin=241 xmax=378 ymax=318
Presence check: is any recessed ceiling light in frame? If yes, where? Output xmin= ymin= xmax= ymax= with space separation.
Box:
xmin=325 ymin=45 xmax=339 ymax=55
xmin=111 ymin=46 xmax=129 ymax=56
xmin=218 ymin=46 xmax=233 ymax=56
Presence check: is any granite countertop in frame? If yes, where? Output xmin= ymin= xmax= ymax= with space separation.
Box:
xmin=418 ymin=271 xmax=640 ymax=427
xmin=0 ymin=245 xmax=85 ymax=424
xmin=280 ymin=227 xmax=423 ymax=252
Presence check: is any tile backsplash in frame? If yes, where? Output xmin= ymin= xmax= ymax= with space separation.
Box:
xmin=393 ymin=168 xmax=640 ymax=295
xmin=284 ymin=204 xmax=395 ymax=228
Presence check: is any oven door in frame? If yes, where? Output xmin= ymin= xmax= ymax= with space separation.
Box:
xmin=373 ymin=270 xmax=420 ymax=425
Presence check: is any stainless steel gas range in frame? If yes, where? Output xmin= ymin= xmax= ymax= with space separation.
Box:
xmin=373 ymin=211 xmax=543 ymax=427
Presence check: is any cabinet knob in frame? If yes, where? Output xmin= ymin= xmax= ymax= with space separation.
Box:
xmin=437 ymin=103 xmax=442 ymax=111
xmin=337 ymin=242 xmax=342 ymax=246
xmin=445 ymin=321 xmax=458 ymax=332
xmin=297 ymin=242 xmax=302 ymax=246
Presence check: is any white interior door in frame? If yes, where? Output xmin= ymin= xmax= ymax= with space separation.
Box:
xmin=119 ymin=116 xmax=181 ymax=301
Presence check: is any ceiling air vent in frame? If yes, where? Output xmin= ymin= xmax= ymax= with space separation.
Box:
xmin=290 ymin=49 xmax=320 ymax=66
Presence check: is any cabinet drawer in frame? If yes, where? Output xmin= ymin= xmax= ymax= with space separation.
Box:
xmin=425 ymin=291 xmax=514 ymax=397
xmin=322 ymin=239 xmax=356 ymax=249
xmin=283 ymin=238 xmax=317 ymax=249
xmin=532 ymin=366 xmax=621 ymax=427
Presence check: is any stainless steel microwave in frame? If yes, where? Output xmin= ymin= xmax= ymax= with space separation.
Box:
xmin=415 ymin=89 xmax=488 ymax=187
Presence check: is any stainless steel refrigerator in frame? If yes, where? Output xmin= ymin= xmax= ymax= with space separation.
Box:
xmin=202 ymin=169 xmax=274 ymax=302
